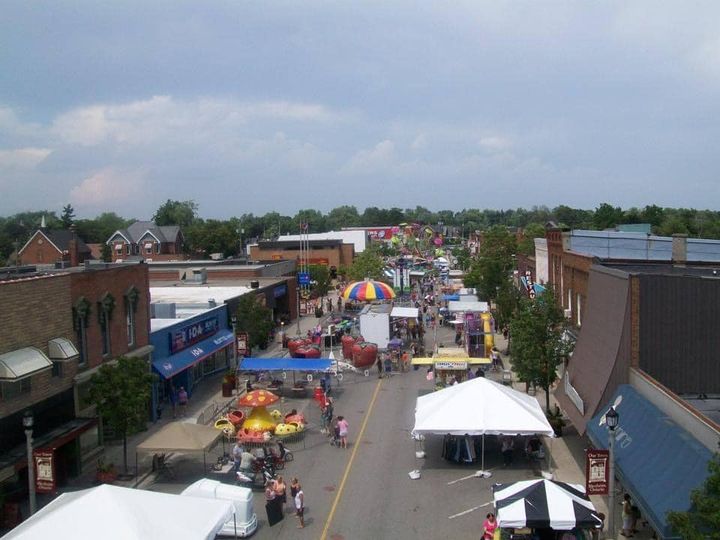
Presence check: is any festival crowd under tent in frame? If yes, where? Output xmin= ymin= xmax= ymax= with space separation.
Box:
xmin=492 ymin=479 xmax=603 ymax=535
xmin=1 ymin=484 xmax=235 ymax=540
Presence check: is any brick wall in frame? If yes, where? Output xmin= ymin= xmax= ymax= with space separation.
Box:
xmin=69 ymin=264 xmax=151 ymax=370
xmin=18 ymin=233 xmax=63 ymax=265
xmin=250 ymin=246 xmax=345 ymax=268
xmin=0 ymin=274 xmax=77 ymax=418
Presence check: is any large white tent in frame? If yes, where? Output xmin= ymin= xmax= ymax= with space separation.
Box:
xmin=2 ymin=484 xmax=235 ymax=540
xmin=413 ymin=377 xmax=555 ymax=437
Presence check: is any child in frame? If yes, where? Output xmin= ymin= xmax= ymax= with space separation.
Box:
xmin=336 ymin=415 xmax=349 ymax=449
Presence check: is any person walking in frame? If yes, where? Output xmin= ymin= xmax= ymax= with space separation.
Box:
xmin=482 ymin=512 xmax=498 ymax=540
xmin=336 ymin=416 xmax=349 ymax=449
xmin=621 ymin=493 xmax=636 ymax=537
xmin=177 ymin=386 xmax=189 ymax=417
xmin=376 ymin=355 xmax=383 ymax=379
xmin=294 ymin=482 xmax=305 ymax=528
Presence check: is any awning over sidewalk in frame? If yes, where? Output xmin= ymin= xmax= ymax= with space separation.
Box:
xmin=238 ymin=357 xmax=332 ymax=372
xmin=152 ymin=329 xmax=234 ymax=379
xmin=587 ymin=385 xmax=713 ymax=539
xmin=0 ymin=347 xmax=53 ymax=381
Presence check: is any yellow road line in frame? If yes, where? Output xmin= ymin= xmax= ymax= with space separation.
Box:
xmin=320 ymin=378 xmax=383 ymax=540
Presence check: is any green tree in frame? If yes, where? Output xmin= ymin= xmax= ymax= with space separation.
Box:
xmin=667 ymin=453 xmax=720 ymax=539
xmin=309 ymin=264 xmax=331 ymax=298
xmin=495 ymin=279 xmax=521 ymax=329
xmin=88 ymin=356 xmax=153 ymax=474
xmin=326 ymin=206 xmax=361 ymax=230
xmin=293 ymin=209 xmax=326 ymax=233
xmin=60 ymin=204 xmax=75 ymax=228
xmin=346 ymin=247 xmax=386 ymax=282
xmin=517 ymin=223 xmax=546 ymax=256
xmin=185 ymin=219 xmax=239 ymax=258
xmin=509 ymin=288 xmax=572 ymax=411
xmin=235 ymin=293 xmax=274 ymax=349
xmin=75 ymin=212 xmax=132 ymax=244
xmin=152 ymin=200 xmax=198 ymax=228
xmin=464 ymin=226 xmax=517 ymax=301
xmin=592 ymin=203 xmax=623 ymax=230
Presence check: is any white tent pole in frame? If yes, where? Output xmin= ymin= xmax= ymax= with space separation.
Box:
xmin=482 ymin=434 xmax=485 ymax=472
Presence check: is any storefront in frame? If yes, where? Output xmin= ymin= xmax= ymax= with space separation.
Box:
xmin=150 ymin=306 xmax=235 ymax=421
xmin=587 ymin=385 xmax=713 ymax=539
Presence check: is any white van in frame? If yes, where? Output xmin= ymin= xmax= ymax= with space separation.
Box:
xmin=181 ymin=478 xmax=258 ymax=537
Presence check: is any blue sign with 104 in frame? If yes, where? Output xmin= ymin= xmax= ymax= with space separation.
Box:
xmin=298 ymin=272 xmax=311 ymax=285
xmin=170 ymin=316 xmax=219 ymax=354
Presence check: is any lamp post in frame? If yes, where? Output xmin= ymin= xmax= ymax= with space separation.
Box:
xmin=605 ymin=406 xmax=619 ymax=537
xmin=23 ymin=410 xmax=36 ymax=515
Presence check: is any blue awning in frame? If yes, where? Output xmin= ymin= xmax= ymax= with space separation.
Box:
xmin=587 ymin=385 xmax=712 ymax=539
xmin=152 ymin=329 xmax=234 ymax=379
xmin=239 ymin=357 xmax=333 ymax=372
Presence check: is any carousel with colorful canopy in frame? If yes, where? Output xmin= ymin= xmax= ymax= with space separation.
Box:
xmin=342 ymin=279 xmax=396 ymax=301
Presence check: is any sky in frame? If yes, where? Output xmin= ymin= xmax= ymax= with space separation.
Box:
xmin=2 ymin=1 xmax=720 ymax=219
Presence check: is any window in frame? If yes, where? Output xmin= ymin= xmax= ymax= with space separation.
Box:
xmin=73 ymin=297 xmax=91 ymax=367
xmin=98 ymin=293 xmax=115 ymax=358
xmin=156 ymin=243 xmax=161 ymax=254
xmin=125 ymin=287 xmax=139 ymax=347
xmin=145 ymin=244 xmax=153 ymax=255
xmin=577 ymin=294 xmax=583 ymax=327
xmin=125 ymin=244 xmax=130 ymax=255
xmin=1 ymin=379 xmax=31 ymax=400
xmin=52 ymin=361 xmax=62 ymax=377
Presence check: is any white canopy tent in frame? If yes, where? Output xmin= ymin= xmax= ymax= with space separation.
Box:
xmin=2 ymin=484 xmax=235 ymax=540
xmin=447 ymin=300 xmax=489 ymax=313
xmin=390 ymin=306 xmax=419 ymax=318
xmin=413 ymin=377 xmax=554 ymax=473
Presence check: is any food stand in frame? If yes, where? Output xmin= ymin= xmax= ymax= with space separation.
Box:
xmin=411 ymin=349 xmax=491 ymax=388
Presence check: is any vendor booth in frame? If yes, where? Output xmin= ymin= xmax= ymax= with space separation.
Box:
xmin=1 ymin=484 xmax=235 ymax=540
xmin=411 ymin=354 xmax=491 ymax=387
xmin=492 ymin=479 xmax=603 ymax=538
xmin=412 ymin=377 xmax=554 ymax=472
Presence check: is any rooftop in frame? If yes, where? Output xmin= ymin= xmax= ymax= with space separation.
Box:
xmin=150 ymin=286 xmax=251 ymax=305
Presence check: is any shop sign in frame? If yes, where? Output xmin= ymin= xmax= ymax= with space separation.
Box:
xmin=170 ymin=316 xmax=219 ymax=354
xmin=434 ymin=361 xmax=467 ymax=370
xmin=585 ymin=449 xmax=609 ymax=495
xmin=367 ymin=228 xmax=394 ymax=240
xmin=274 ymin=284 xmax=287 ymax=298
xmin=34 ymin=450 xmax=56 ymax=493
xmin=236 ymin=332 xmax=249 ymax=357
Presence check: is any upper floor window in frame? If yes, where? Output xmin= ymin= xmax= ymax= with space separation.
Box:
xmin=73 ymin=297 xmax=91 ymax=367
xmin=125 ymin=244 xmax=130 ymax=255
xmin=156 ymin=243 xmax=161 ymax=254
xmin=98 ymin=293 xmax=115 ymax=357
xmin=125 ymin=286 xmax=139 ymax=347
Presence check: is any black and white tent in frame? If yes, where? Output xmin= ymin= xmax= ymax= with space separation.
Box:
xmin=492 ymin=479 xmax=603 ymax=531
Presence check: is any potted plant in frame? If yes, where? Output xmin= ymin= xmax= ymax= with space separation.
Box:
xmin=546 ymin=405 xmax=566 ymax=437
xmin=96 ymin=459 xmax=117 ymax=484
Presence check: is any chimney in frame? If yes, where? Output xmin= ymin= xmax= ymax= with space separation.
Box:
xmin=672 ymin=233 xmax=687 ymax=265
xmin=69 ymin=224 xmax=80 ymax=267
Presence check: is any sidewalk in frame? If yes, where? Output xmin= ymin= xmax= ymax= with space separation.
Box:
xmin=495 ymin=334 xmax=653 ymax=540
xmin=59 ymin=306 xmax=328 ymax=495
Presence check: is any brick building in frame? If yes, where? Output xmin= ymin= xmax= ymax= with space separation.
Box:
xmin=0 ymin=263 xmax=151 ymax=496
xmin=106 ymin=221 xmax=187 ymax=263
xmin=249 ymin=239 xmax=354 ymax=270
xmin=18 ymin=228 xmax=92 ymax=267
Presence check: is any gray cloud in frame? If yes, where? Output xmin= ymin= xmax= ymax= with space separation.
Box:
xmin=1 ymin=1 xmax=720 ymax=217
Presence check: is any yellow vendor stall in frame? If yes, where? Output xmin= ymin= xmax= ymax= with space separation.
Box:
xmin=412 ymin=352 xmax=491 ymax=389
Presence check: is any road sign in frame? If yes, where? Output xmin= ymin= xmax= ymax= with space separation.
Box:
xmin=298 ymin=272 xmax=310 ymax=285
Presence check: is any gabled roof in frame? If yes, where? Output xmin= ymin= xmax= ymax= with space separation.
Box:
xmin=19 ymin=229 xmax=91 ymax=256
xmin=106 ymin=222 xmax=182 ymax=245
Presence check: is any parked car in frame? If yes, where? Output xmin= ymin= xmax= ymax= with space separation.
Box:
xmin=181 ymin=478 xmax=257 ymax=537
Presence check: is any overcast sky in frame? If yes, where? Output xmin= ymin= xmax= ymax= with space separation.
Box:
xmin=2 ymin=1 xmax=720 ymax=219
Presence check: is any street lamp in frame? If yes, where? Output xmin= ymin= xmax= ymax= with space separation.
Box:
xmin=23 ymin=410 xmax=36 ymax=515
xmin=605 ymin=406 xmax=619 ymax=537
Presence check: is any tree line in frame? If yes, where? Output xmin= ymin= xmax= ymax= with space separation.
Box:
xmin=3 ymin=200 xmax=720 ymax=265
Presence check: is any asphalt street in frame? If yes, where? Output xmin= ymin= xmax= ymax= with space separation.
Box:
xmin=146 ymin=331 xmax=547 ymax=540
